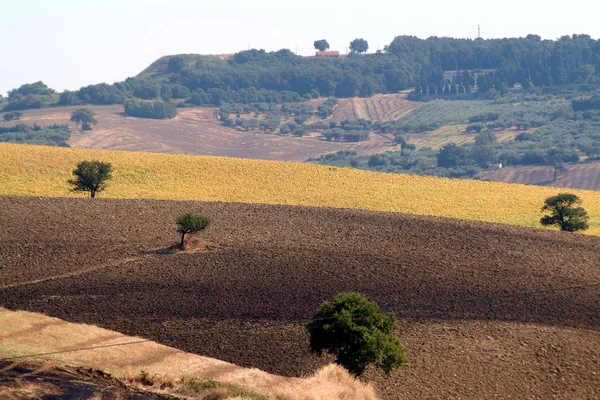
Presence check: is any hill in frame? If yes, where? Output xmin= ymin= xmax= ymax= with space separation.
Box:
xmin=477 ymin=162 xmax=600 ymax=191
xmin=0 ymin=105 xmax=395 ymax=161
xmin=1 ymin=196 xmax=598 ymax=399
xmin=2 ymin=142 xmax=600 ymax=234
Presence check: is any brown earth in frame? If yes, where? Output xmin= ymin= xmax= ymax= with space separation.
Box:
xmin=0 ymin=105 xmax=397 ymax=162
xmin=477 ymin=162 xmax=600 ymax=191
xmin=1 ymin=196 xmax=599 ymax=399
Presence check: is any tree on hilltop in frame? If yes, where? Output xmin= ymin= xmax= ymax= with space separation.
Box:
xmin=314 ymin=39 xmax=330 ymax=52
xmin=68 ymin=160 xmax=113 ymax=198
xmin=176 ymin=213 xmax=211 ymax=249
xmin=70 ymin=108 xmax=98 ymax=131
xmin=540 ymin=193 xmax=589 ymax=232
xmin=306 ymin=292 xmax=407 ymax=376
xmin=349 ymin=38 xmax=369 ymax=54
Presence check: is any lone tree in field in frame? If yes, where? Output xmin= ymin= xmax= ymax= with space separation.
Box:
xmin=68 ymin=160 xmax=113 ymax=198
xmin=540 ymin=193 xmax=589 ymax=232
xmin=349 ymin=38 xmax=369 ymax=54
xmin=306 ymin=292 xmax=407 ymax=376
xmin=176 ymin=213 xmax=211 ymax=249
xmin=70 ymin=108 xmax=97 ymax=131
xmin=313 ymin=39 xmax=330 ymax=52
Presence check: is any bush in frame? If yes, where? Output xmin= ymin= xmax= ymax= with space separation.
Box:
xmin=2 ymin=111 xmax=22 ymax=121
xmin=124 ymin=100 xmax=177 ymax=119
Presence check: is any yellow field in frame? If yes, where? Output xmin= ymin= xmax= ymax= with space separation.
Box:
xmin=2 ymin=142 xmax=600 ymax=235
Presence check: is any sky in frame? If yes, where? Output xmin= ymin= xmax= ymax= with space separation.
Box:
xmin=1 ymin=0 xmax=599 ymax=96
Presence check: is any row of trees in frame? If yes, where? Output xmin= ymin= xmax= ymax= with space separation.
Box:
xmin=124 ymin=99 xmax=178 ymax=119
xmin=6 ymin=34 xmax=600 ymax=112
xmin=313 ymin=38 xmax=369 ymax=54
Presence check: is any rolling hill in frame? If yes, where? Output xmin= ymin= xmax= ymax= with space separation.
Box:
xmin=0 ymin=105 xmax=397 ymax=162
xmin=478 ymin=162 xmax=600 ymax=191
xmin=1 ymin=196 xmax=598 ymax=399
xmin=2 ymin=142 xmax=600 ymax=234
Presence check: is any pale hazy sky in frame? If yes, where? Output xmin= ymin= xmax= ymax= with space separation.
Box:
xmin=1 ymin=0 xmax=599 ymax=96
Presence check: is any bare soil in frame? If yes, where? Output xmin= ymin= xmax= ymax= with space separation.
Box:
xmin=1 ymin=196 xmax=599 ymax=399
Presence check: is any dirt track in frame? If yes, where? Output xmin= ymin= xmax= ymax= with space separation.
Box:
xmin=1 ymin=196 xmax=599 ymax=399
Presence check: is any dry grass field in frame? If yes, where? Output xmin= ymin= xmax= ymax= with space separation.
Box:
xmin=478 ymin=162 xmax=600 ymax=191
xmin=331 ymin=93 xmax=416 ymax=122
xmin=2 ymin=142 xmax=600 ymax=235
xmin=0 ymin=105 xmax=396 ymax=162
xmin=0 ymin=307 xmax=374 ymax=399
xmin=1 ymin=197 xmax=599 ymax=399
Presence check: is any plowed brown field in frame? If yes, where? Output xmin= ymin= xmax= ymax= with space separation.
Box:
xmin=478 ymin=162 xmax=600 ymax=191
xmin=1 ymin=196 xmax=599 ymax=399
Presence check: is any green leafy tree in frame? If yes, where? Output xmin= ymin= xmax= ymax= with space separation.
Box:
xmin=540 ymin=193 xmax=589 ymax=232
xmin=314 ymin=40 xmax=330 ymax=52
xmin=70 ymin=108 xmax=98 ymax=131
xmin=68 ymin=160 xmax=113 ymax=198
xmin=176 ymin=213 xmax=211 ymax=249
xmin=349 ymin=38 xmax=369 ymax=54
xmin=306 ymin=292 xmax=407 ymax=376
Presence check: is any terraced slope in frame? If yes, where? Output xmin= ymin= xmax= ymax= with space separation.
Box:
xmin=2 ymin=142 xmax=600 ymax=234
xmin=331 ymin=93 xmax=416 ymax=122
xmin=1 ymin=197 xmax=598 ymax=399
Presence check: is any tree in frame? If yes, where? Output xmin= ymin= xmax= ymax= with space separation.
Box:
xmin=68 ymin=160 xmax=113 ymax=198
xmin=540 ymin=193 xmax=589 ymax=232
xmin=70 ymin=108 xmax=98 ymax=131
xmin=349 ymin=38 xmax=369 ymax=54
xmin=314 ymin=39 xmax=330 ymax=52
xmin=437 ymin=143 xmax=471 ymax=168
xmin=176 ymin=213 xmax=211 ymax=249
xmin=306 ymin=292 xmax=407 ymax=376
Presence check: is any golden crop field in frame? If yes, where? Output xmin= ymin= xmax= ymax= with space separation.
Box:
xmin=2 ymin=142 xmax=600 ymax=235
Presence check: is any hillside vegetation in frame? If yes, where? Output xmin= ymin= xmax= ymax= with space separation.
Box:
xmin=2 ymin=142 xmax=600 ymax=234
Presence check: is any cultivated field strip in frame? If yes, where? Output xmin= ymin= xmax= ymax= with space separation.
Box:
xmin=478 ymin=162 xmax=600 ymax=191
xmin=0 ymin=105 xmax=394 ymax=162
xmin=1 ymin=196 xmax=599 ymax=399
xmin=331 ymin=93 xmax=416 ymax=122
xmin=2 ymin=142 xmax=600 ymax=235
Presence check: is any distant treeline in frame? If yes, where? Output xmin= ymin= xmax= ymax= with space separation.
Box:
xmin=0 ymin=123 xmax=70 ymax=146
xmin=124 ymin=99 xmax=178 ymax=119
xmin=4 ymin=34 xmax=600 ymax=111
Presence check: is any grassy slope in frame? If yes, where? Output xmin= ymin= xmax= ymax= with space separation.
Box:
xmin=0 ymin=308 xmax=375 ymax=400
xmin=2 ymin=142 xmax=600 ymax=235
